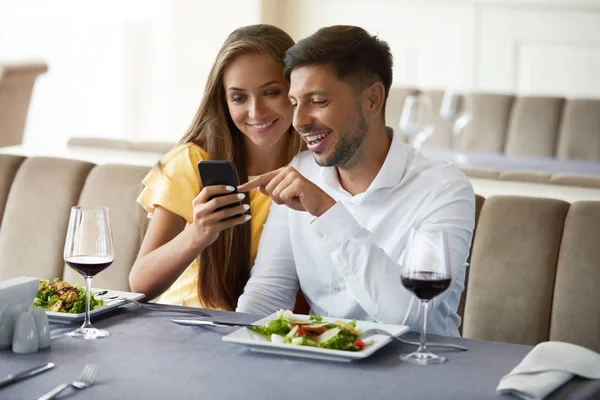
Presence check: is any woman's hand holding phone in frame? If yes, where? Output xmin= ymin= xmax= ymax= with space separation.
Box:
xmin=184 ymin=185 xmax=251 ymax=248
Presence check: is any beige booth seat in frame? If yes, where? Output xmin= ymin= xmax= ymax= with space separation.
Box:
xmin=550 ymin=173 xmax=600 ymax=189
xmin=384 ymin=87 xmax=418 ymax=142
xmin=61 ymin=164 xmax=149 ymax=292
xmin=387 ymin=88 xmax=600 ymax=161
xmin=0 ymin=157 xmax=95 ymax=281
xmin=462 ymin=196 xmax=570 ymax=346
xmin=498 ymin=169 xmax=551 ymax=184
xmin=550 ymin=201 xmax=600 ymax=350
xmin=134 ymin=141 xmax=175 ymax=154
xmin=420 ymin=89 xmax=453 ymax=148
xmin=556 ymin=99 xmax=600 ymax=162
xmin=460 ymin=166 xmax=500 ymax=180
xmin=0 ymin=153 xmax=599 ymax=352
xmin=0 ymin=60 xmax=48 ymax=148
xmin=504 ymin=96 xmax=565 ymax=157
xmin=66 ymin=136 xmax=176 ymax=154
xmin=0 ymin=155 xmax=25 ymax=226
xmin=461 ymin=93 xmax=514 ymax=153
xmin=67 ymin=137 xmax=136 ymax=150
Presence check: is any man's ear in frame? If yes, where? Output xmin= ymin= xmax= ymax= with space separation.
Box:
xmin=363 ymin=81 xmax=386 ymax=118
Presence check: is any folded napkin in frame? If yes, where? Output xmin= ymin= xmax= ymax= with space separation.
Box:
xmin=497 ymin=341 xmax=600 ymax=400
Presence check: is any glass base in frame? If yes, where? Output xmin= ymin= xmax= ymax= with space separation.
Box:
xmin=400 ymin=350 xmax=447 ymax=365
xmin=66 ymin=327 xmax=110 ymax=340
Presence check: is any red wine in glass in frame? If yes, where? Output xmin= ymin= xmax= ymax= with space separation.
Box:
xmin=401 ymin=272 xmax=451 ymax=300
xmin=400 ymin=230 xmax=452 ymax=365
xmin=63 ymin=206 xmax=114 ymax=339
xmin=65 ymin=256 xmax=113 ymax=278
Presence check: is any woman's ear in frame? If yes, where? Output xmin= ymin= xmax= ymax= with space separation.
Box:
xmin=363 ymin=81 xmax=386 ymax=118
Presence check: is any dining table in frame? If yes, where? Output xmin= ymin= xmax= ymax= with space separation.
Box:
xmin=1 ymin=305 xmax=599 ymax=400
xmin=421 ymin=148 xmax=600 ymax=176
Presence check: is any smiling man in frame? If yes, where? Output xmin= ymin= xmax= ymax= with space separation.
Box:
xmin=236 ymin=26 xmax=475 ymax=336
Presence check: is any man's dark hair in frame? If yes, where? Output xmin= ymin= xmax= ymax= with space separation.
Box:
xmin=284 ymin=25 xmax=393 ymax=119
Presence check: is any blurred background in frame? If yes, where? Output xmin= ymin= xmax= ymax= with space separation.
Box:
xmin=1 ymin=0 xmax=599 ymax=148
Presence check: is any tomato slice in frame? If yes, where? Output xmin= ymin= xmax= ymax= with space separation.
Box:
xmin=295 ymin=328 xmax=309 ymax=336
xmin=353 ymin=339 xmax=364 ymax=350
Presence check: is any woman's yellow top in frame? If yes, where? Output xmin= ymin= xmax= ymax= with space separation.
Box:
xmin=136 ymin=143 xmax=271 ymax=307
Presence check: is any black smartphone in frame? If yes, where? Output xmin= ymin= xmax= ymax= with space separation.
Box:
xmin=197 ymin=160 xmax=244 ymax=219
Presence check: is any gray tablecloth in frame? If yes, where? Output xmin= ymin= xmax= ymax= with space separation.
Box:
xmin=421 ymin=148 xmax=600 ymax=176
xmin=1 ymin=306 xmax=599 ymax=400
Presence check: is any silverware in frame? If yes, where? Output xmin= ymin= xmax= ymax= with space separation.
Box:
xmin=110 ymin=297 xmax=212 ymax=317
xmin=92 ymin=290 xmax=108 ymax=296
xmin=172 ymin=319 xmax=255 ymax=328
xmin=38 ymin=363 xmax=98 ymax=400
xmin=173 ymin=320 xmax=468 ymax=351
xmin=0 ymin=363 xmax=55 ymax=388
xmin=361 ymin=329 xmax=468 ymax=351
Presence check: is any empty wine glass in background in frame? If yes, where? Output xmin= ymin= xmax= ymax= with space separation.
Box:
xmin=399 ymin=95 xmax=434 ymax=149
xmin=440 ymin=90 xmax=473 ymax=150
xmin=63 ymin=206 xmax=114 ymax=339
xmin=400 ymin=229 xmax=452 ymax=365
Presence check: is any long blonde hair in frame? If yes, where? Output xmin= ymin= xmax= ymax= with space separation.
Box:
xmin=179 ymin=25 xmax=304 ymax=310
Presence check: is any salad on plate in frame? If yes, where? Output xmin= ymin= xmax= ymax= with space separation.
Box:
xmin=249 ymin=309 xmax=367 ymax=351
xmin=33 ymin=278 xmax=105 ymax=314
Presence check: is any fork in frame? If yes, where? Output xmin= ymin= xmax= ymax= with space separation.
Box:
xmin=109 ymin=297 xmax=212 ymax=317
xmin=38 ymin=363 xmax=99 ymax=400
xmin=361 ymin=329 xmax=468 ymax=351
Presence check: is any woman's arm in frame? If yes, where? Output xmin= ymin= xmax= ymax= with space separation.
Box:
xmin=129 ymin=186 xmax=251 ymax=300
xmin=129 ymin=206 xmax=200 ymax=300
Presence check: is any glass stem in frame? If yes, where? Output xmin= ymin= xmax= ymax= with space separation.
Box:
xmin=82 ymin=276 xmax=93 ymax=329
xmin=418 ymin=300 xmax=429 ymax=353
xmin=452 ymin=122 xmax=462 ymax=149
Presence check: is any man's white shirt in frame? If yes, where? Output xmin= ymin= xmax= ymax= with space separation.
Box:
xmin=237 ymin=132 xmax=476 ymax=336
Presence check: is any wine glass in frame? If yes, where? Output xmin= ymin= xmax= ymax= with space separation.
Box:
xmin=399 ymin=95 xmax=434 ymax=149
xmin=400 ymin=229 xmax=452 ymax=365
xmin=63 ymin=206 xmax=114 ymax=339
xmin=440 ymin=90 xmax=473 ymax=150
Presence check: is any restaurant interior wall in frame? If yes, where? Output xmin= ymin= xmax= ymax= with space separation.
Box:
xmin=1 ymin=0 xmax=599 ymax=148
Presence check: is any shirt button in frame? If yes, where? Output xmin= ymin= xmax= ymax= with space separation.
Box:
xmin=334 ymin=286 xmax=341 ymax=293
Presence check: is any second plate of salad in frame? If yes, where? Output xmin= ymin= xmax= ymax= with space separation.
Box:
xmin=35 ymin=279 xmax=145 ymax=323
xmin=222 ymin=310 xmax=409 ymax=362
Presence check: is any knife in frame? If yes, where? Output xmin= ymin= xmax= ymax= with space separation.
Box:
xmin=0 ymin=362 xmax=55 ymax=388
xmin=172 ymin=319 xmax=256 ymax=328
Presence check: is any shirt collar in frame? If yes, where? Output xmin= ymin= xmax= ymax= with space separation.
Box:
xmin=366 ymin=127 xmax=408 ymax=192
xmin=319 ymin=127 xmax=409 ymax=196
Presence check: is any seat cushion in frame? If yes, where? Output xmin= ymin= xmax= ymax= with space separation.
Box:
xmin=550 ymin=201 xmax=600 ymax=352
xmin=505 ymin=96 xmax=565 ymax=157
xmin=0 ymin=157 xmax=94 ymax=281
xmin=0 ymin=154 xmax=25 ymax=227
xmin=462 ymin=196 xmax=569 ymax=345
xmin=556 ymin=99 xmax=600 ymax=161
xmin=62 ymin=164 xmax=150 ymax=291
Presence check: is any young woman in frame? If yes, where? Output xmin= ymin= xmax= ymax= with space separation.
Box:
xmin=129 ymin=25 xmax=304 ymax=310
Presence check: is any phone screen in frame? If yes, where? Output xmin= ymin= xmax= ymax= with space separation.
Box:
xmin=197 ymin=161 xmax=244 ymax=220
xmin=197 ymin=160 xmax=239 ymax=189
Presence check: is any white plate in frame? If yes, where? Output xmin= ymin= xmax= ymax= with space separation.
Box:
xmin=43 ymin=288 xmax=145 ymax=323
xmin=222 ymin=312 xmax=410 ymax=362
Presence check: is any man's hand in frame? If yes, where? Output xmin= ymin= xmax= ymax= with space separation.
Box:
xmin=238 ymin=167 xmax=336 ymax=217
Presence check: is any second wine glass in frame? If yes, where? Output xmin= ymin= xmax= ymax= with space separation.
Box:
xmin=440 ymin=90 xmax=473 ymax=150
xmin=400 ymin=229 xmax=452 ymax=365
xmin=399 ymin=95 xmax=434 ymax=149
xmin=63 ymin=206 xmax=114 ymax=339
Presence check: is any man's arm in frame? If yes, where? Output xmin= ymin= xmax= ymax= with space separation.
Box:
xmin=236 ymin=200 xmax=299 ymax=315
xmin=311 ymin=181 xmax=475 ymax=334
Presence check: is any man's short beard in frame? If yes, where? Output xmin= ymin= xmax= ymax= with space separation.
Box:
xmin=315 ymin=107 xmax=368 ymax=169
